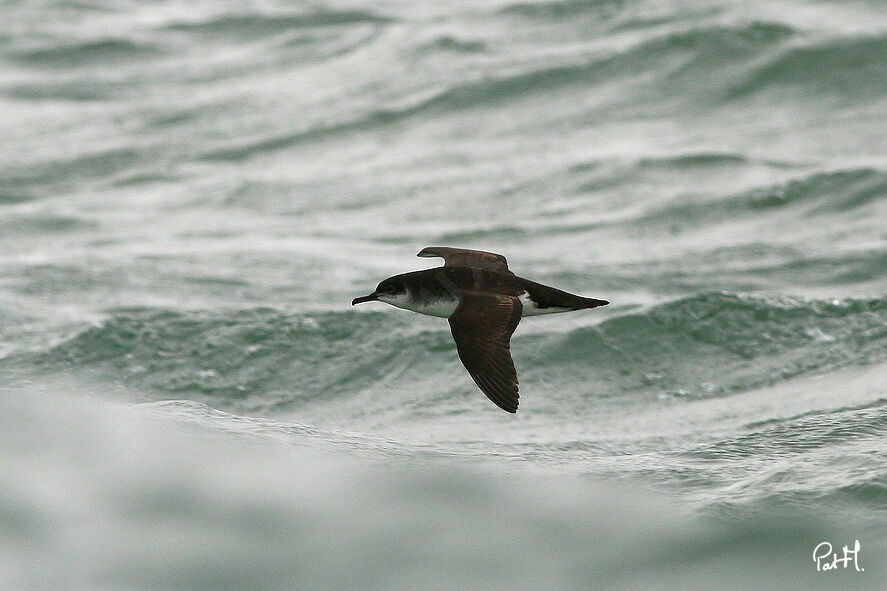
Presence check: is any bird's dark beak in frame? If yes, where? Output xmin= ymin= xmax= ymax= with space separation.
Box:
xmin=351 ymin=293 xmax=378 ymax=306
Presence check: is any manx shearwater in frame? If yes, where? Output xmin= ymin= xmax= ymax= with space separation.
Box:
xmin=352 ymin=247 xmax=608 ymax=413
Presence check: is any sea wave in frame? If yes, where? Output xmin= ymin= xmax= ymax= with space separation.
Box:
xmin=0 ymin=213 xmax=98 ymax=235
xmin=5 ymin=390 xmax=875 ymax=591
xmin=10 ymin=38 xmax=164 ymax=67
xmin=4 ymin=147 xmax=146 ymax=194
xmin=529 ymin=292 xmax=887 ymax=404
xmin=160 ymin=9 xmax=395 ymax=38
xmin=12 ymin=292 xmax=884 ymax=415
xmin=695 ymin=397 xmax=887 ymax=460
xmin=198 ymin=21 xmax=800 ymax=161
xmin=500 ymin=0 xmax=626 ymax=20
xmin=726 ymin=34 xmax=887 ymax=101
xmin=632 ymin=167 xmax=887 ymax=227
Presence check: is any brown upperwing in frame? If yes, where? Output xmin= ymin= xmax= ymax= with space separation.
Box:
xmin=448 ymin=292 xmax=523 ymax=413
xmin=417 ymin=246 xmax=512 ymax=274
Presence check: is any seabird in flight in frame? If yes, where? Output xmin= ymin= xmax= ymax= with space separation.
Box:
xmin=352 ymin=247 xmax=608 ymax=413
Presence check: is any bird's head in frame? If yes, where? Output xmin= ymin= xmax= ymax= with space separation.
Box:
xmin=351 ymin=277 xmax=408 ymax=307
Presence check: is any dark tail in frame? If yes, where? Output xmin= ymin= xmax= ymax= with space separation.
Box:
xmin=581 ymin=297 xmax=609 ymax=308
xmin=516 ymin=277 xmax=608 ymax=310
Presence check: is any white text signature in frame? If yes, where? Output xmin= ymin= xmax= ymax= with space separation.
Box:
xmin=813 ymin=540 xmax=864 ymax=572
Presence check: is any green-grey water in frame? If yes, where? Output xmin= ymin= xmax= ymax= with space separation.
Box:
xmin=2 ymin=0 xmax=887 ymax=589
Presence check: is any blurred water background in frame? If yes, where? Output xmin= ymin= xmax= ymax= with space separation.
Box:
xmin=2 ymin=0 xmax=887 ymax=588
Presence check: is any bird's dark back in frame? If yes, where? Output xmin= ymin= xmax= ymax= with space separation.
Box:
xmin=394 ymin=267 xmax=524 ymax=300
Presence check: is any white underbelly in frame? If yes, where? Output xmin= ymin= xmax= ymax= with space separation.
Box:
xmin=399 ymin=297 xmax=460 ymax=318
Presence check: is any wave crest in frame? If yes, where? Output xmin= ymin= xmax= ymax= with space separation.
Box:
xmin=19 ymin=292 xmax=886 ymax=415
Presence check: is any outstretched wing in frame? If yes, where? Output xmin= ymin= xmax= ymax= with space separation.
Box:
xmin=448 ymin=293 xmax=523 ymax=413
xmin=417 ymin=246 xmax=511 ymax=274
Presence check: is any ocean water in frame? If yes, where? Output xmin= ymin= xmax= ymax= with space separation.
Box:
xmin=2 ymin=0 xmax=887 ymax=588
